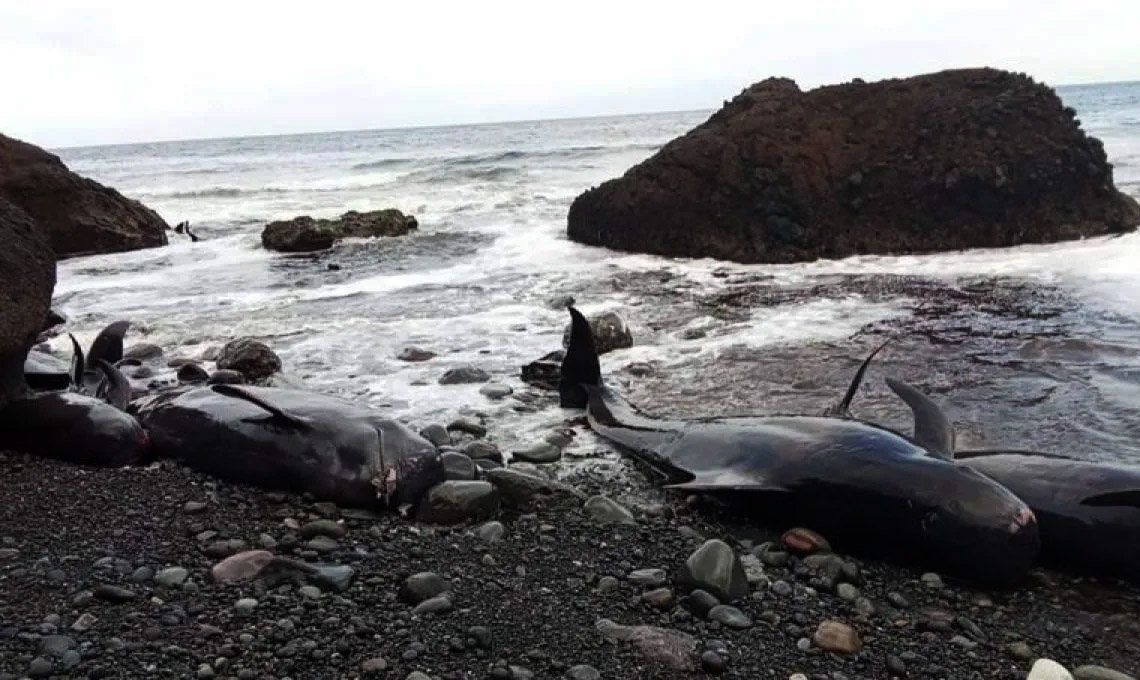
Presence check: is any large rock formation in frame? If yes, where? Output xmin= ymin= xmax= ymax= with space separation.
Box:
xmin=0 ymin=133 xmax=169 ymax=258
xmin=568 ymin=69 xmax=1140 ymax=263
xmin=261 ymin=209 xmax=418 ymax=253
xmin=0 ymin=199 xmax=55 ymax=407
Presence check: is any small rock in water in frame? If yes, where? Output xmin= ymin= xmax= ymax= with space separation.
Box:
xmin=511 ymin=441 xmax=562 ymax=464
xmin=416 ymin=480 xmax=500 ymax=524
xmin=708 ymin=604 xmax=752 ymax=629
xmin=447 ymin=416 xmax=487 ymax=437
xmin=441 ymin=452 xmax=477 ymax=481
xmin=676 ymin=539 xmax=749 ymax=602
xmin=123 ymin=343 xmax=163 ymax=361
xmin=208 ymin=369 xmax=245 ymax=385
xmin=781 ymin=527 xmax=831 ymax=555
xmin=479 ymin=382 xmax=513 ymax=399
xmin=1073 ymin=667 xmax=1136 ymax=680
xmin=1029 ymin=659 xmax=1075 ymax=680
xmin=812 ymin=620 xmax=862 ymax=654
xmin=177 ymin=362 xmax=210 ymax=383
xmin=439 ymin=366 xmax=491 ymax=384
xmin=216 ymin=338 xmax=282 ymax=381
xmin=419 ymin=424 xmax=451 ymax=447
xmin=463 ymin=440 xmax=503 ymax=462
xmin=399 ymin=572 xmax=450 ymax=605
xmin=561 ymin=310 xmax=634 ymax=355
xmin=583 ymin=495 xmax=636 ymax=525
xmin=398 ymin=346 xmax=436 ymax=362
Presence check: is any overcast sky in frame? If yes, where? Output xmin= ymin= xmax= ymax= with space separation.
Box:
xmin=3 ymin=1 xmax=1138 ymax=148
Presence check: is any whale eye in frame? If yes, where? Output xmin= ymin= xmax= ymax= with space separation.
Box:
xmin=920 ymin=510 xmax=941 ymax=533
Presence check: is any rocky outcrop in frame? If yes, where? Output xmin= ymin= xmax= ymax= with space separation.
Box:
xmin=0 ymin=133 xmax=169 ymax=258
xmin=261 ymin=209 xmax=418 ymax=253
xmin=568 ymin=69 xmax=1140 ymax=263
xmin=0 ymin=199 xmax=55 ymax=407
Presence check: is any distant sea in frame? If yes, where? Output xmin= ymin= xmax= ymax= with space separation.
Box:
xmin=50 ymin=82 xmax=1140 ymax=460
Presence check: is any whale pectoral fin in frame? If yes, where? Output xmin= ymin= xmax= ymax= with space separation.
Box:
xmin=94 ymin=359 xmax=131 ymax=411
xmin=664 ymin=470 xmax=787 ymax=494
xmin=212 ymin=384 xmax=313 ymax=431
xmin=68 ymin=333 xmax=85 ymax=388
xmin=825 ymin=338 xmax=890 ymax=417
xmin=1080 ymin=490 xmax=1140 ymax=508
xmin=885 ymin=377 xmax=955 ymax=461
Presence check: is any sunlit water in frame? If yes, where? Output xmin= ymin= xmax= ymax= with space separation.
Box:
xmin=51 ymin=83 xmax=1140 ymax=460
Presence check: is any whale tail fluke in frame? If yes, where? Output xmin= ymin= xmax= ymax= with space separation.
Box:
xmin=560 ymin=306 xmax=601 ymax=408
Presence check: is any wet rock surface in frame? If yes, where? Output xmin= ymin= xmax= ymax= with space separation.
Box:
xmin=2 ymin=452 xmax=1137 ymax=679
xmin=568 ymin=69 xmax=1139 ymax=263
xmin=261 ymin=208 xmax=418 ymax=253
xmin=0 ymin=198 xmax=55 ymax=407
xmin=0 ymin=132 xmax=169 ymax=257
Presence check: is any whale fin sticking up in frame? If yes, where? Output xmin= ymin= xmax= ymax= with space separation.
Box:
xmin=825 ymin=338 xmax=890 ymax=417
xmin=1080 ymin=490 xmax=1140 ymax=508
xmin=885 ymin=377 xmax=955 ymax=461
xmin=560 ymin=306 xmax=602 ymax=409
xmin=88 ymin=321 xmax=131 ymax=367
xmin=94 ymin=359 xmax=131 ymax=411
xmin=68 ymin=333 xmax=85 ymax=388
xmin=211 ymin=384 xmax=313 ymax=431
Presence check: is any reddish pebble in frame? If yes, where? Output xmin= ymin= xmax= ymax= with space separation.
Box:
xmin=781 ymin=527 xmax=831 ymax=555
xmin=813 ymin=619 xmax=862 ymax=654
xmin=210 ymin=550 xmax=275 ymax=583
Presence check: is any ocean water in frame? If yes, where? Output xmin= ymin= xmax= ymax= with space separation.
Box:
xmin=51 ymin=82 xmax=1140 ymax=460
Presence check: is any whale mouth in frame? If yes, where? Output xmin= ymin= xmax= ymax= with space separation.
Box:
xmin=1008 ymin=507 xmax=1037 ymax=533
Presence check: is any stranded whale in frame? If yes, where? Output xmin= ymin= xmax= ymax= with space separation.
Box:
xmin=559 ymin=306 xmax=1040 ymax=585
xmin=135 ymin=384 xmax=445 ymax=510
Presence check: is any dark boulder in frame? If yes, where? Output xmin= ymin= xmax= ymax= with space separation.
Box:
xmin=0 ymin=133 xmax=169 ymax=258
xmin=216 ymin=338 xmax=282 ymax=382
xmin=561 ymin=310 xmax=632 ymax=355
xmin=261 ymin=209 xmax=418 ymax=253
xmin=0 ymin=199 xmax=55 ymax=407
xmin=568 ymin=69 xmax=1140 ymax=263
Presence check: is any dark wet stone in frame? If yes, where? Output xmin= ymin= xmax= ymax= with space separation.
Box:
xmin=701 ymin=650 xmax=727 ymax=674
xmin=484 ymin=468 xmax=584 ymax=510
xmin=475 ymin=521 xmax=506 ymax=543
xmin=299 ymin=519 xmax=346 ymax=539
xmin=708 ymin=604 xmax=752 ymax=629
xmin=677 ymin=539 xmax=749 ymax=602
xmin=583 ymin=495 xmax=636 ymax=525
xmin=399 ymin=572 xmax=450 ymax=605
xmin=463 ymin=440 xmax=503 ymax=462
xmin=416 ymin=480 xmax=500 ymax=524
xmin=511 ymin=441 xmax=561 ymax=464
xmin=93 ymin=584 xmax=137 ymax=602
xmin=439 ymin=366 xmax=491 ymax=384
xmin=207 ymin=369 xmax=245 ymax=385
xmin=447 ymin=416 xmax=486 ymax=437
xmin=681 ymin=589 xmax=720 ymax=617
xmin=561 ymin=310 xmax=633 ymax=355
xmin=398 ymin=347 xmax=436 ymax=362
xmin=177 ymin=362 xmax=210 ymax=384
xmin=216 ymin=338 xmax=281 ymax=381
xmin=419 ymin=424 xmax=451 ymax=447
xmin=441 ymin=452 xmax=477 ymax=481
xmin=411 ymin=594 xmax=453 ymax=615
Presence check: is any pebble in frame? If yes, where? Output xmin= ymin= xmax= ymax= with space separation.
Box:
xmin=412 ymin=594 xmax=453 ymax=615
xmin=781 ymin=527 xmax=830 ymax=554
xmin=887 ymin=655 xmax=907 ymax=676
xmin=1074 ymin=667 xmax=1137 ymax=680
xmin=447 ymin=416 xmax=487 ymax=436
xmin=27 ymin=657 xmax=53 ymax=678
xmin=305 ymin=535 xmax=339 ymax=553
xmin=441 ymin=452 xmax=478 ymax=480
xmin=361 ymin=657 xmax=388 ymax=674
xmin=701 ymin=650 xmax=727 ymax=674
xmin=583 ymin=495 xmax=636 ymax=525
xmin=771 ymin=580 xmax=793 ymax=597
xmin=836 ymin=583 xmax=858 ymax=601
xmin=677 ymin=539 xmax=749 ymax=602
xmin=154 ymin=566 xmax=189 ymax=587
xmin=440 ymin=366 xmax=491 ymax=384
xmin=950 ymin=634 xmax=977 ymax=649
xmin=398 ymin=346 xmax=436 ymax=362
xmin=682 ymin=588 xmax=720 ymax=617
xmin=399 ymin=572 xmax=450 ymax=604
xmin=93 ymin=584 xmax=137 ymax=602
xmin=463 ymin=440 xmax=503 ymax=462
xmin=183 ymin=500 xmax=208 ymax=513
xmin=511 ymin=441 xmax=562 ymax=464
xmin=887 ymin=591 xmax=910 ymax=608
xmin=420 ymin=424 xmax=451 ymax=447
xmin=299 ymin=585 xmax=322 ymax=599
xmin=920 ymin=572 xmax=944 ymax=588
xmin=1007 ymin=641 xmax=1034 ymax=660
xmin=406 ymin=673 xmax=432 ymax=680
xmin=812 ymin=620 xmax=862 ymax=654
xmin=197 ymin=663 xmax=216 ymax=678
xmin=299 ymin=519 xmax=346 ymax=539
xmin=566 ymin=664 xmax=601 ymax=680
xmin=1029 ymin=659 xmax=1075 ymax=680
xmin=234 ymin=598 xmax=259 ymax=616
xmin=642 ymin=587 xmax=674 ymax=609
xmin=70 ymin=613 xmax=97 ymax=632
xmin=475 ymin=520 xmax=506 ymax=542
xmin=417 ymin=480 xmax=500 ymax=524
xmin=709 ymin=604 xmax=752 ymax=629
xmin=627 ymin=568 xmax=667 ymax=587
xmin=479 ymin=382 xmax=513 ymax=399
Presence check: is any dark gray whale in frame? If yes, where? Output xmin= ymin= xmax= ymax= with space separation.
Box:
xmin=0 ymin=389 xmax=149 ymax=466
xmin=135 ymin=385 xmax=444 ymax=510
xmin=880 ymin=378 xmax=1140 ymax=578
xmin=559 ymin=307 xmax=1039 ymax=585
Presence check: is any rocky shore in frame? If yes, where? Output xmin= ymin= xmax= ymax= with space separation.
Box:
xmin=2 ymin=444 xmax=1137 ymax=679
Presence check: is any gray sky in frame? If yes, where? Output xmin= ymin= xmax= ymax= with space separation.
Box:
xmin=3 ymin=1 xmax=1138 ymax=148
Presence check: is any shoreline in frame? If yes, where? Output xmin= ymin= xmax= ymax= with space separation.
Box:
xmin=2 ymin=451 xmax=1137 ymax=679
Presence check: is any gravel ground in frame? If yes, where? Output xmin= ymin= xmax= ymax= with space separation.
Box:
xmin=1 ymin=450 xmax=1138 ymax=680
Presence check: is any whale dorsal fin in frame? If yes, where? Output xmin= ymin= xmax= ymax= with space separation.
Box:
xmin=826 ymin=339 xmax=890 ymax=417
xmin=68 ymin=333 xmax=85 ymax=387
xmin=94 ymin=359 xmax=131 ymax=411
xmin=1080 ymin=490 xmax=1140 ymax=508
xmin=885 ymin=377 xmax=955 ymax=461
xmin=211 ymin=384 xmax=312 ymax=430
xmin=88 ymin=320 xmax=131 ymax=366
